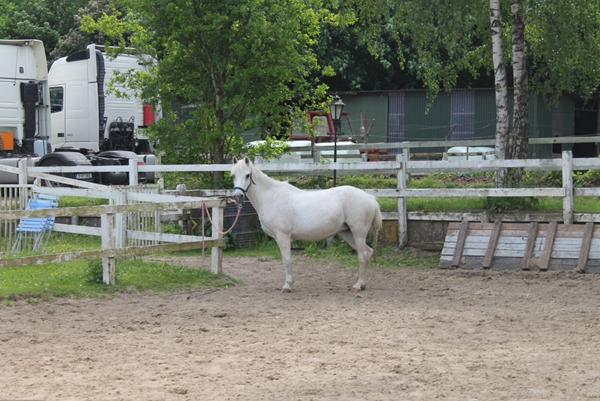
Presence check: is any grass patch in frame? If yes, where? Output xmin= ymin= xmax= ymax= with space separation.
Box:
xmin=58 ymin=196 xmax=108 ymax=208
xmin=223 ymin=237 xmax=438 ymax=270
xmin=379 ymin=196 xmax=600 ymax=213
xmin=303 ymin=240 xmax=438 ymax=270
xmin=0 ymin=257 xmax=236 ymax=302
xmin=3 ymin=233 xmax=101 ymax=259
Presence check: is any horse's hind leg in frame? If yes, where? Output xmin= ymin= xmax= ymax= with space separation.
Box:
xmin=274 ymin=234 xmax=294 ymax=292
xmin=339 ymin=230 xmax=373 ymax=258
xmin=351 ymin=233 xmax=371 ymax=291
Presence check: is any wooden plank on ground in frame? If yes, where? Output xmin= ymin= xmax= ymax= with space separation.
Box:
xmin=451 ymin=220 xmax=469 ymax=268
xmin=539 ymin=222 xmax=558 ymax=271
xmin=577 ymin=223 xmax=595 ymax=273
xmin=482 ymin=220 xmax=502 ymax=269
xmin=521 ymin=222 xmax=539 ymax=271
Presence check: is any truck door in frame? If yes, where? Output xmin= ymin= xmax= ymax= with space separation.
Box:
xmin=49 ymin=86 xmax=66 ymax=147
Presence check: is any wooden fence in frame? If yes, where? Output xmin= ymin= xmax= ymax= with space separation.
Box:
xmin=2 ymin=149 xmax=600 ymax=254
xmin=0 ymin=168 xmax=225 ymax=284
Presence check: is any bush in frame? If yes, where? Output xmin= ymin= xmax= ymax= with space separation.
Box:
xmin=522 ymin=171 xmax=562 ymax=187
xmin=485 ymin=196 xmax=540 ymax=212
xmin=574 ymin=170 xmax=600 ymax=187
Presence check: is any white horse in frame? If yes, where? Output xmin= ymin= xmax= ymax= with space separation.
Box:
xmin=231 ymin=157 xmax=382 ymax=292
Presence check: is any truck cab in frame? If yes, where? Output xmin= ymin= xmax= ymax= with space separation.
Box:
xmin=0 ymin=39 xmax=57 ymax=183
xmin=48 ymin=44 xmax=156 ymax=154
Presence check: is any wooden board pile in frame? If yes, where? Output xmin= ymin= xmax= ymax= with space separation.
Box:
xmin=440 ymin=221 xmax=600 ymax=272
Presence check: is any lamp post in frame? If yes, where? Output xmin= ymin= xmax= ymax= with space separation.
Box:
xmin=329 ymin=94 xmax=344 ymax=186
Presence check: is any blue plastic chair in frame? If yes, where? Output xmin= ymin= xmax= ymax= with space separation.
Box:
xmin=12 ymin=194 xmax=58 ymax=253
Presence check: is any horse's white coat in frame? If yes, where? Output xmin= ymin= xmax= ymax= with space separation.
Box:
xmin=232 ymin=158 xmax=382 ymax=291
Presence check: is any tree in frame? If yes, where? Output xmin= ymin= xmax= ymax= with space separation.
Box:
xmin=527 ymin=1 xmax=600 ymax=100
xmin=346 ymin=0 xmax=492 ymax=98
xmin=509 ymin=0 xmax=528 ymax=162
xmin=489 ymin=0 xmax=509 ymax=186
xmin=51 ymin=0 xmax=114 ymax=60
xmin=85 ymin=0 xmax=331 ymax=185
xmin=0 ymin=0 xmax=87 ymax=61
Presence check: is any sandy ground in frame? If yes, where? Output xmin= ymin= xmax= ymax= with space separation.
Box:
xmin=1 ymin=254 xmax=600 ymax=401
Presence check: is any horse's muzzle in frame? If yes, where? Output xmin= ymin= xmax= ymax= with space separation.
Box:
xmin=232 ymin=188 xmax=246 ymax=204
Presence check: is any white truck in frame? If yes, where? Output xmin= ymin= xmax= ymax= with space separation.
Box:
xmin=0 ymin=39 xmax=157 ymax=184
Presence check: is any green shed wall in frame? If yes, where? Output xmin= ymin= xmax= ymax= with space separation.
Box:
xmin=340 ymin=94 xmax=388 ymax=143
xmin=339 ymin=89 xmax=575 ymax=158
xmin=404 ymin=91 xmax=451 ymax=141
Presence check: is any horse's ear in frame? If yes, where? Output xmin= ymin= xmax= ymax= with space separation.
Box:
xmin=232 ymin=156 xmax=238 ymax=163
xmin=244 ymin=156 xmax=250 ymax=165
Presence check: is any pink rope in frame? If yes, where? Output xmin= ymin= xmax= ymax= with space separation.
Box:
xmin=202 ymin=202 xmax=243 ymax=235
xmin=199 ymin=201 xmax=243 ymax=256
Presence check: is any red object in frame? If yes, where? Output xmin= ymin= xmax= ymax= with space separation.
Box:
xmin=294 ymin=111 xmax=351 ymax=143
xmin=143 ymin=103 xmax=155 ymax=126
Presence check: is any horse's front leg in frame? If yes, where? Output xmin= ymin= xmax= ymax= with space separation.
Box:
xmin=274 ymin=233 xmax=293 ymax=292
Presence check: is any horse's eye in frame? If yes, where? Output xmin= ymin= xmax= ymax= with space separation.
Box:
xmin=246 ymin=174 xmax=250 ymax=178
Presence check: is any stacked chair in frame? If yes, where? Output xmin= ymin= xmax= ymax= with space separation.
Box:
xmin=11 ymin=194 xmax=59 ymax=253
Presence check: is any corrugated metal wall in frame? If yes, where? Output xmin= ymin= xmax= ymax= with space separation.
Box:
xmin=450 ymin=90 xmax=475 ymax=140
xmin=404 ymin=91 xmax=451 ymax=141
xmin=340 ymin=94 xmax=388 ymax=143
xmin=388 ymin=93 xmax=405 ymax=144
xmin=339 ymin=89 xmax=575 ymax=158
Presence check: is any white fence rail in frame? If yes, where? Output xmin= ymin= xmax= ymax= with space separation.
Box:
xmin=1 ymin=150 xmax=599 ymax=251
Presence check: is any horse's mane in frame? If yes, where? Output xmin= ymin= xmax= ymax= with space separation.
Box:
xmin=253 ymin=165 xmax=302 ymax=192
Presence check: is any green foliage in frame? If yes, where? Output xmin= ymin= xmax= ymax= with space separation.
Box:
xmin=0 ymin=0 xmax=88 ymax=61
xmin=84 ymin=0 xmax=334 ymax=175
xmin=338 ymin=174 xmax=396 ymax=188
xmin=527 ymin=1 xmax=600 ymax=100
xmin=485 ymin=197 xmax=540 ymax=212
xmin=347 ymin=0 xmax=491 ymax=97
xmin=522 ymin=170 xmax=562 ymax=187
xmin=244 ymin=136 xmax=289 ymax=160
xmin=574 ymin=169 xmax=600 ymax=188
xmin=410 ymin=172 xmax=494 ymax=189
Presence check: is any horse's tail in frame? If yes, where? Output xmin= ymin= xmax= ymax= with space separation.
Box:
xmin=370 ymin=202 xmax=383 ymax=262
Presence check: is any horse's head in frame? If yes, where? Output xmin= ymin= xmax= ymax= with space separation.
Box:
xmin=231 ymin=156 xmax=254 ymax=203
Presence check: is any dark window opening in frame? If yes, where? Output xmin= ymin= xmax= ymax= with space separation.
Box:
xmin=49 ymin=87 xmax=64 ymax=113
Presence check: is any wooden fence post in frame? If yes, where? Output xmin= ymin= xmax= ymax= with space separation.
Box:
xmin=210 ymin=204 xmax=224 ymax=274
xmin=128 ymin=158 xmax=139 ymax=186
xmin=113 ymin=190 xmax=127 ymax=248
xmin=101 ymin=212 xmax=116 ymax=285
xmin=396 ymin=154 xmax=408 ymax=248
xmin=18 ymin=160 xmax=28 ymax=209
xmin=562 ymin=150 xmax=573 ymax=224
xmin=313 ymin=149 xmax=321 ymax=163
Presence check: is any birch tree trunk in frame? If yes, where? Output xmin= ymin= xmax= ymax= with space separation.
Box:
xmin=490 ymin=0 xmax=509 ymax=187
xmin=510 ymin=0 xmax=528 ymax=161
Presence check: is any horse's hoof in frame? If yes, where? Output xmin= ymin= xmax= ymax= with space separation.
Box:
xmin=281 ymin=287 xmax=292 ymax=293
xmin=352 ymin=283 xmax=366 ymax=291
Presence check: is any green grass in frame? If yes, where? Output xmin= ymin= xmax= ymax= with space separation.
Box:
xmin=303 ymin=240 xmax=438 ymax=270
xmin=378 ymin=195 xmax=600 ymax=214
xmin=58 ymin=196 xmax=108 ymax=208
xmin=3 ymin=233 xmax=101 ymax=260
xmin=169 ymin=234 xmax=438 ymax=270
xmin=221 ymin=237 xmax=438 ymax=270
xmin=1 ymin=233 xmax=233 ymax=302
xmin=0 ymin=258 xmax=236 ymax=302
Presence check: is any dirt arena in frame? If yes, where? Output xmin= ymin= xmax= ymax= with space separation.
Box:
xmin=1 ymin=254 xmax=600 ymax=400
